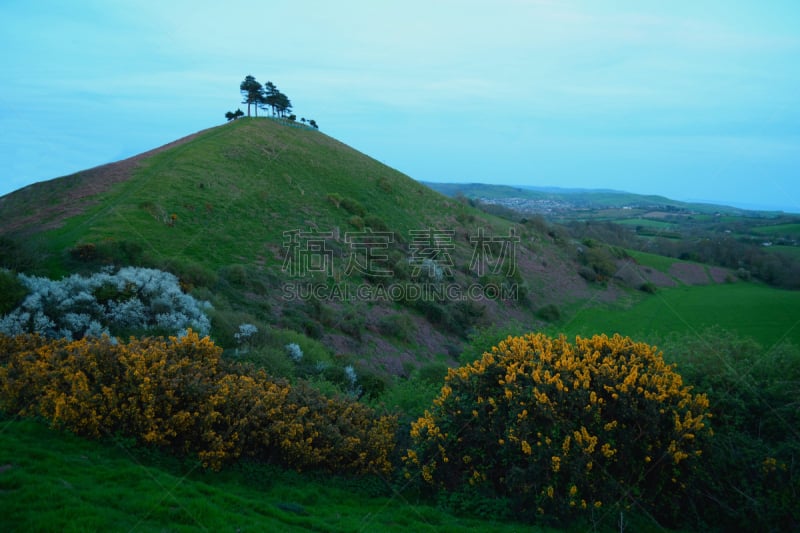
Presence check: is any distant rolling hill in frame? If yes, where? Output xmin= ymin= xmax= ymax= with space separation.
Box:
xmin=423 ymin=181 xmax=754 ymax=215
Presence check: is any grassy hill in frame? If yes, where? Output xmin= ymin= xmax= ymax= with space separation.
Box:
xmin=0 ymin=118 xmax=591 ymax=368
xmin=4 ymin=119 xmax=473 ymax=272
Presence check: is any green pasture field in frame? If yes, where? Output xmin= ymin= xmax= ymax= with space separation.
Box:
xmin=768 ymin=245 xmax=800 ymax=258
xmin=626 ymin=249 xmax=687 ymax=273
xmin=753 ymin=223 xmax=800 ymax=237
xmin=0 ymin=417 xmax=540 ymax=533
xmin=615 ymin=218 xmax=675 ymax=229
xmin=555 ymin=282 xmax=800 ymax=348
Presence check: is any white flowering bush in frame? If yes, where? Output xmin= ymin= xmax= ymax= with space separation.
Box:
xmin=233 ymin=323 xmax=258 ymax=354
xmin=285 ymin=342 xmax=303 ymax=362
xmin=0 ymin=267 xmax=212 ymax=339
xmin=344 ymin=364 xmax=362 ymax=398
xmin=234 ymin=323 xmax=258 ymax=344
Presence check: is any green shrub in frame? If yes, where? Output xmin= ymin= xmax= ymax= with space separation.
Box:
xmin=0 ymin=269 xmax=27 ymax=315
xmin=405 ymin=333 xmax=712 ymax=528
xmin=660 ymin=328 xmax=800 ymax=530
xmin=0 ymin=236 xmax=40 ymax=272
xmin=348 ymin=215 xmax=365 ymax=230
xmin=639 ymin=281 xmax=658 ymax=293
xmin=416 ymin=362 xmax=449 ymax=386
xmin=326 ymin=192 xmax=343 ymax=208
xmin=363 ymin=214 xmax=389 ymax=232
xmin=337 ymin=309 xmax=365 ymax=340
xmin=458 ymin=323 xmax=527 ymax=366
xmin=66 ymin=240 xmax=145 ymax=270
xmin=535 ymin=303 xmax=561 ymax=322
xmin=378 ymin=313 xmax=416 ymax=343
xmin=340 ymin=197 xmax=366 ymax=217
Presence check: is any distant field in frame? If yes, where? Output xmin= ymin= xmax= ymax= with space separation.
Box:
xmin=753 ymin=223 xmax=800 ymax=237
xmin=615 ymin=218 xmax=675 ymax=229
xmin=627 ymin=249 xmax=688 ymax=273
xmin=769 ymin=245 xmax=800 ymax=258
xmin=556 ymin=282 xmax=800 ymax=348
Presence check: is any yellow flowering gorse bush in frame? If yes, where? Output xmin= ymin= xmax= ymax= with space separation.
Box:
xmin=404 ymin=333 xmax=712 ymax=524
xmin=0 ymin=331 xmax=396 ymax=474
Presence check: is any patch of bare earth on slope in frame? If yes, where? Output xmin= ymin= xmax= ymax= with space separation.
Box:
xmin=0 ymin=127 xmax=217 ymax=235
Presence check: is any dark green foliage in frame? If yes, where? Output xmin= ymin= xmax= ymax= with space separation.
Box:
xmin=579 ymin=246 xmax=617 ymax=280
xmin=535 ymin=303 xmax=561 ymax=322
xmin=0 ymin=270 xmax=27 ymax=315
xmin=154 ymin=257 xmax=218 ymax=291
xmin=436 ymin=487 xmax=512 ymax=522
xmin=458 ymin=323 xmax=527 ymax=365
xmin=68 ymin=240 xmax=145 ymax=269
xmin=354 ymin=369 xmax=388 ymax=401
xmin=348 ymin=215 xmax=364 ymax=229
xmin=374 ymin=375 xmax=440 ymax=421
xmin=326 ymin=192 xmax=343 ymax=208
xmin=416 ymin=361 xmax=449 ymax=386
xmin=337 ymin=309 xmax=365 ymax=340
xmin=363 ymin=214 xmax=389 ymax=232
xmin=378 ymin=313 xmax=416 ymax=343
xmin=661 ymin=328 xmax=800 ymax=530
xmin=340 ymin=197 xmax=366 ymax=217
xmin=639 ymin=281 xmax=658 ymax=293
xmin=443 ymin=300 xmax=486 ymax=337
xmin=224 ymin=109 xmax=244 ymax=121
xmin=407 ymin=296 xmax=445 ymax=325
xmin=281 ymin=305 xmax=324 ymax=339
xmin=0 ymin=236 xmax=42 ymax=273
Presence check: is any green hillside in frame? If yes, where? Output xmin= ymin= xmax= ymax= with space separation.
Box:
xmin=5 ymin=119 xmax=476 ymax=272
xmin=0 ymin=117 xmax=576 ymax=366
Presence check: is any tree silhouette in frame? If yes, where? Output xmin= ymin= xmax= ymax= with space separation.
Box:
xmin=239 ymin=75 xmax=263 ymax=117
xmin=225 ymin=109 xmax=245 ymax=122
xmin=236 ymin=76 xmax=304 ymax=123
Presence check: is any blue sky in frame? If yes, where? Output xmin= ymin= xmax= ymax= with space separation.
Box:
xmin=1 ymin=0 xmax=798 ymax=211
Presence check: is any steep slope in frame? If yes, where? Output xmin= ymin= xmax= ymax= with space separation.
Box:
xmin=3 ymin=119 xmax=460 ymax=268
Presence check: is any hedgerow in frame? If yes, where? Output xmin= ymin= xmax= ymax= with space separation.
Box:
xmin=0 ymin=331 xmax=397 ymax=475
xmin=404 ymin=332 xmax=712 ymax=528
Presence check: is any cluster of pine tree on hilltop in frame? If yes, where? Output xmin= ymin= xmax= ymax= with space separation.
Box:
xmin=225 ymin=75 xmax=318 ymax=129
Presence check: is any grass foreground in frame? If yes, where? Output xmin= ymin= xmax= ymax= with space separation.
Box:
xmin=0 ymin=416 xmax=545 ymax=533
